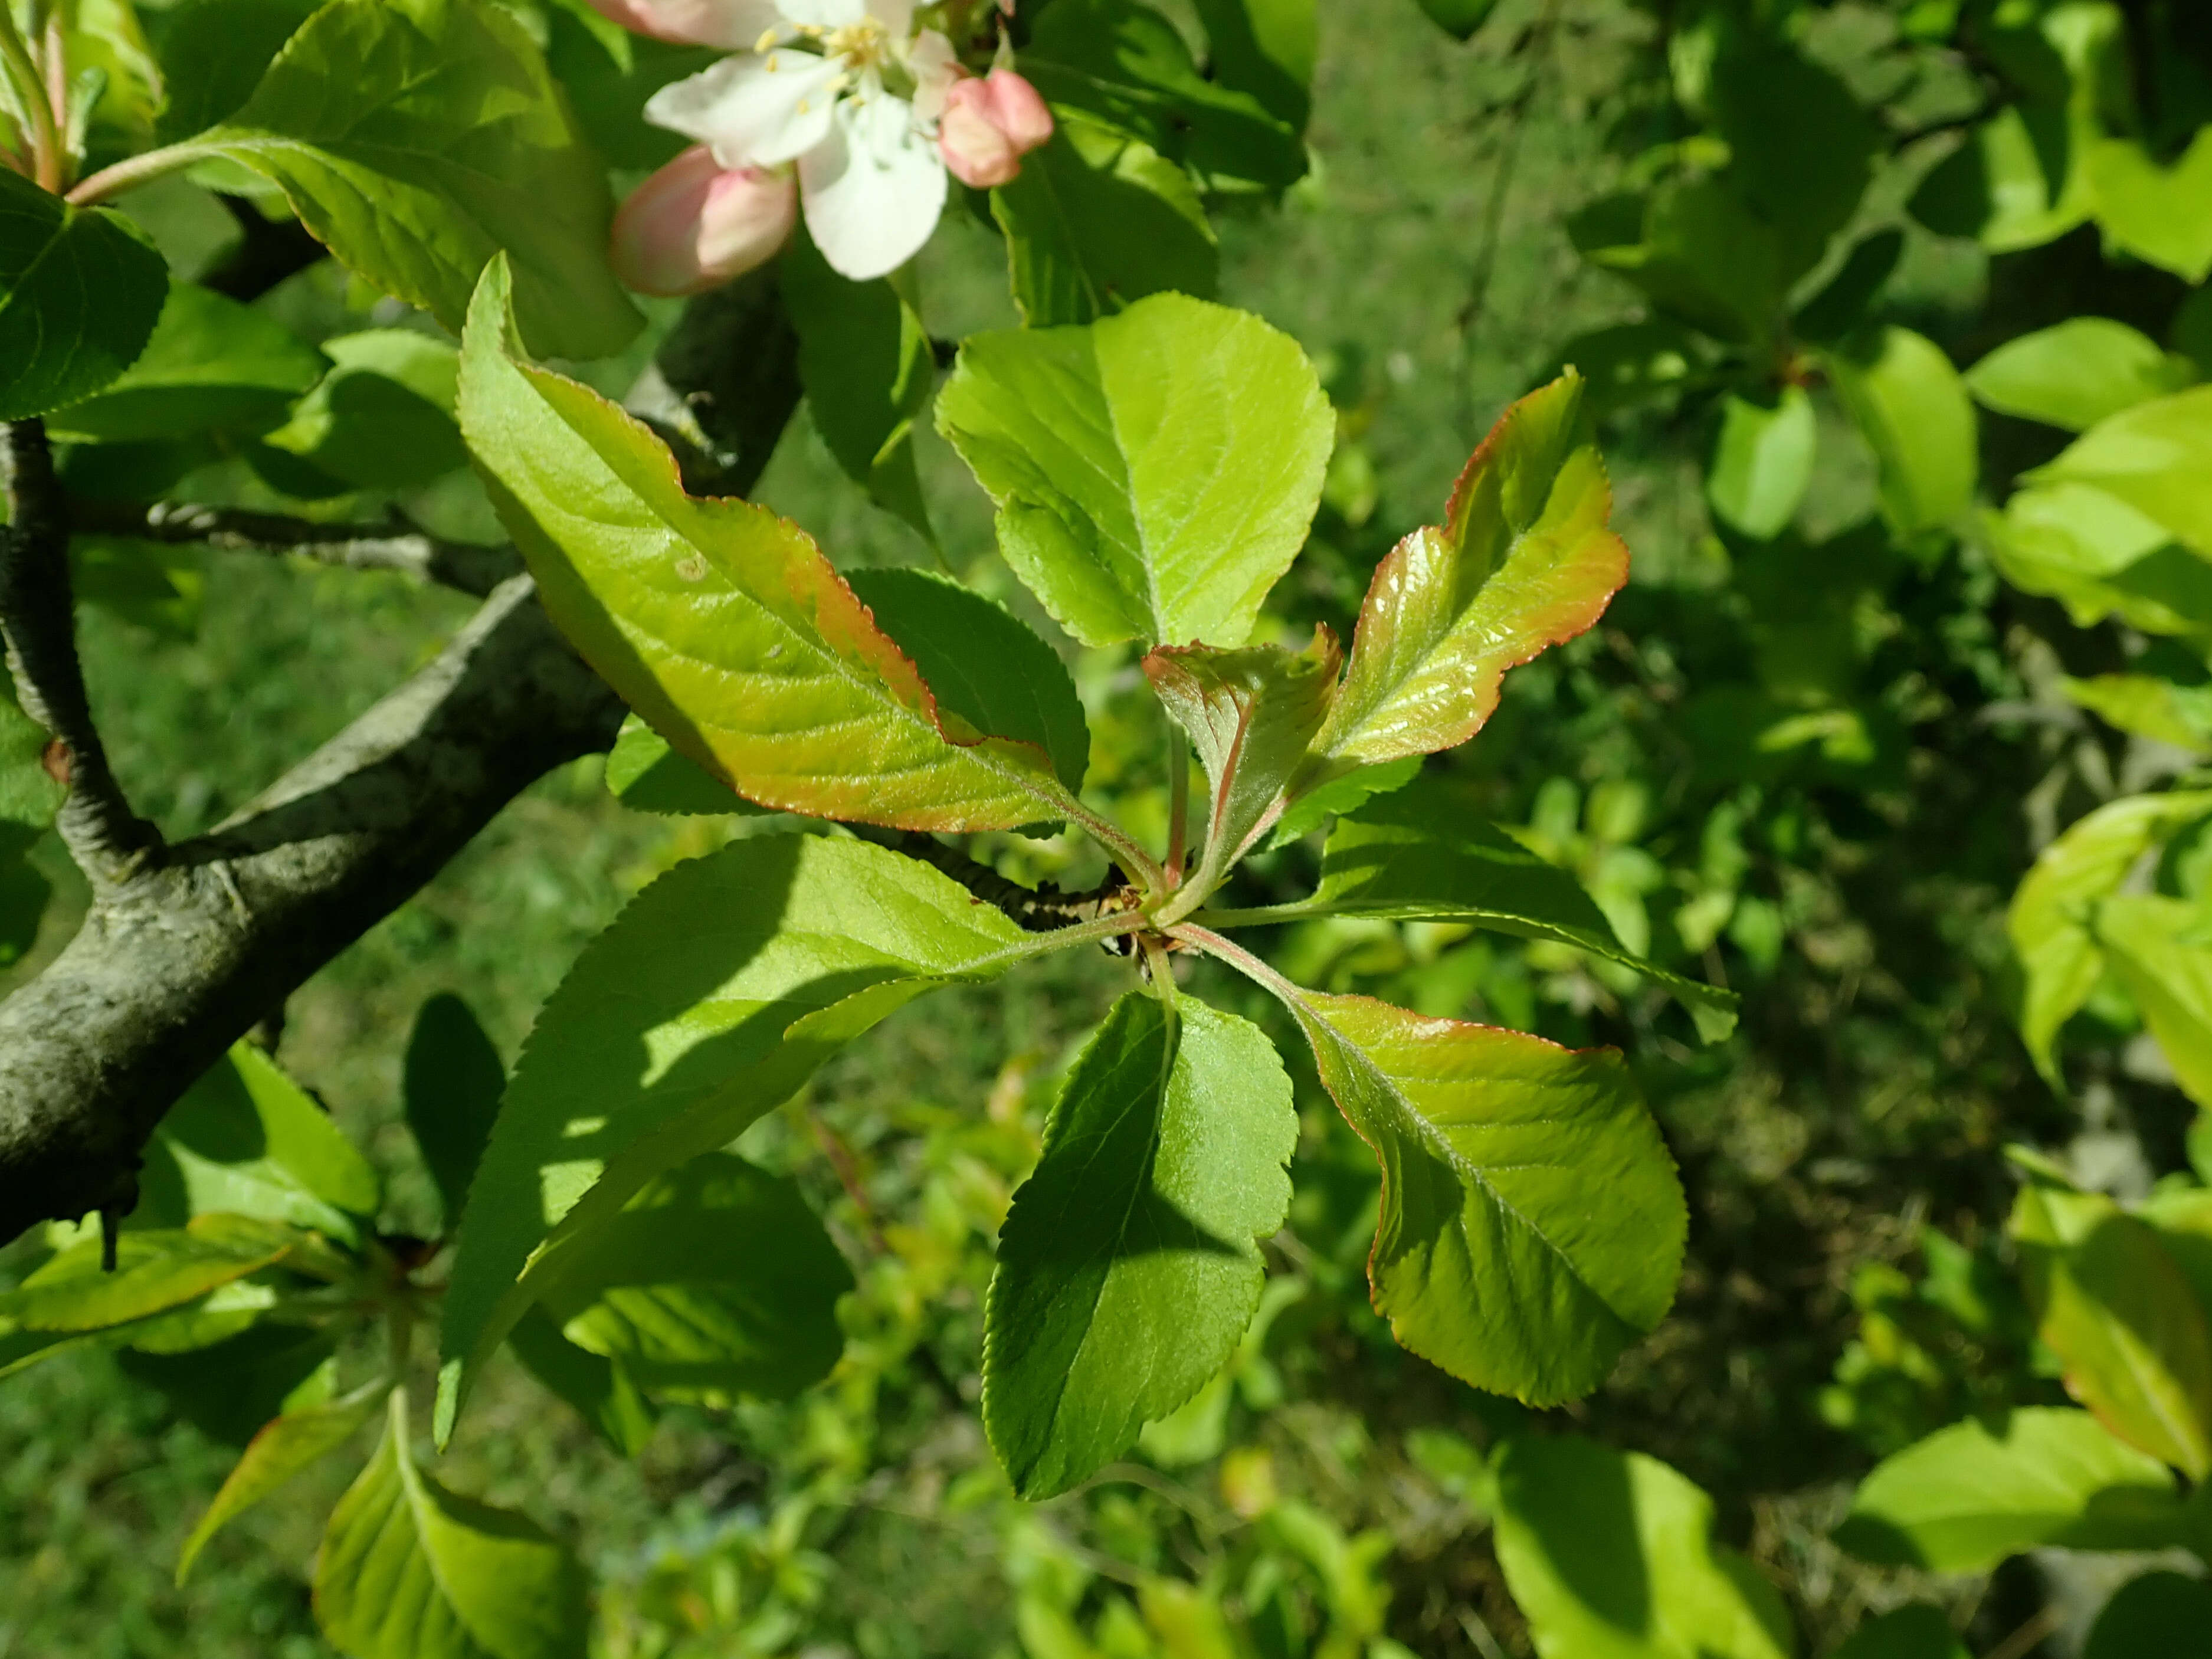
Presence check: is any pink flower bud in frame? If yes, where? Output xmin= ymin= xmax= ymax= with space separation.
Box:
xmin=578 ymin=0 xmax=774 ymax=47
xmin=612 ymin=147 xmax=797 ymax=297
xmin=936 ymin=70 xmax=1055 ymax=190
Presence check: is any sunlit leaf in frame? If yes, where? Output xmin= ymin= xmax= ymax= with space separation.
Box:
xmin=1836 ymin=1407 xmax=2191 ymax=1573
xmin=2063 ymin=674 xmax=2212 ymax=753
xmin=1303 ymin=373 xmax=1626 ymax=779
xmin=458 ymin=259 xmax=1070 ymax=832
xmin=179 ymin=1381 xmax=386 ymax=1583
xmin=984 ymin=993 xmax=1295 ymax=1498
xmin=2030 ymin=387 xmax=2212 ymax=560
xmin=1706 ymin=386 xmax=1816 ymax=541
xmin=1967 ymin=319 xmax=2197 ymax=434
xmin=314 ymin=1391 xmax=586 ymax=1659
xmin=1825 ymin=327 xmax=1978 ymax=537
xmin=2097 ymin=893 xmax=2212 ymax=1111
xmin=0 ymin=1215 xmax=305 ymax=1333
xmin=436 ymin=834 xmax=1040 ymax=1441
xmin=937 ymin=291 xmax=1330 ymax=649
xmin=2087 ymin=132 xmax=2212 ymax=284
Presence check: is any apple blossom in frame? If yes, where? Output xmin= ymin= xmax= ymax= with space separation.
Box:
xmin=611 ymin=146 xmax=799 ymax=296
xmin=936 ymin=67 xmax=1053 ymax=189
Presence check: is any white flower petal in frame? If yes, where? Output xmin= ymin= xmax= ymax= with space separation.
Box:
xmin=863 ymin=0 xmax=913 ymax=37
xmin=644 ymin=49 xmax=843 ymax=169
xmin=798 ymin=94 xmax=947 ymax=280
xmin=776 ymin=0 xmax=864 ymax=25
xmin=905 ymin=28 xmax=958 ymax=123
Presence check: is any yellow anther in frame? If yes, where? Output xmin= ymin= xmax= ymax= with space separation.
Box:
xmin=754 ymin=25 xmax=779 ymax=52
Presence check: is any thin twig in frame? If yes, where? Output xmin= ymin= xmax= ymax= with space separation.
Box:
xmin=0 ymin=419 xmax=159 ymax=880
xmin=1983 ymin=1604 xmax=2062 ymax=1659
xmin=71 ymin=500 xmax=523 ymax=598
xmin=858 ymin=827 xmax=1129 ymax=934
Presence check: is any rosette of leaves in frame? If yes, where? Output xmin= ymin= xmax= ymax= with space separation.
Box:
xmin=438 ymin=261 xmax=1735 ymax=1499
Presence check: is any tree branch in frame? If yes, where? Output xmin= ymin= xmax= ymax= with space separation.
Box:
xmin=0 ymin=266 xmax=799 ymax=1244
xmin=0 ymin=419 xmax=159 ymax=882
xmin=71 ymin=500 xmax=524 ymax=598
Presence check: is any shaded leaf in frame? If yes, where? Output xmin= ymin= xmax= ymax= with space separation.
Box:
xmin=1570 ymin=179 xmax=1784 ymax=345
xmin=1304 ymin=373 xmax=1626 ymax=778
xmin=1261 ymin=755 xmax=1420 ymax=851
xmin=984 ymin=993 xmax=1296 ymax=1498
xmin=153 ymin=0 xmax=319 ymax=142
xmin=179 ymin=1381 xmax=386 ymax=1583
xmin=1708 ymin=32 xmax=1877 ymax=280
xmin=458 ymin=259 xmax=1070 ymax=832
xmin=45 ymin=281 xmax=323 ymax=441
xmin=1410 ymin=0 xmax=1496 ymax=40
xmin=402 ymin=992 xmax=505 ymax=1234
xmin=602 ymin=714 xmax=760 ymax=817
xmin=1492 ymin=1435 xmax=1792 ymax=1659
xmin=263 ymin=330 xmax=464 ymax=491
xmin=1791 ymin=229 xmax=1903 ymax=345
xmin=936 ymin=291 xmax=1331 ymax=650
xmin=1191 ymin=0 xmax=1315 ymax=130
xmin=1967 ymin=319 xmax=2197 ymax=434
xmin=0 ymin=168 xmax=167 ymax=419
xmin=436 ymin=834 xmax=1039 ymax=1441
xmin=2083 ymin=1571 xmax=2212 ymax=1659
xmin=1826 ymin=327 xmax=1978 ymax=537
xmin=1836 ymin=1408 xmax=2191 ymax=1572
xmin=989 ymin=112 xmax=1218 ymax=328
xmin=117 ymin=1322 xmax=338 ymax=1447
xmin=314 ymin=1390 xmax=586 ymax=1659
xmin=1831 ymin=1606 xmax=1968 ymax=1659
xmin=506 ymin=1306 xmax=656 ymax=1458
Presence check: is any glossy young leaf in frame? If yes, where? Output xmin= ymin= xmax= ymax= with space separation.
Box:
xmin=984 ymin=994 xmax=1296 ymax=1499
xmin=436 ymin=834 xmax=1038 ymax=1441
xmin=989 ymin=112 xmax=1218 ymax=328
xmin=0 ymin=1215 xmax=305 ymax=1333
xmin=1259 ymin=779 xmax=1736 ymax=1041
xmin=1966 ymin=319 xmax=2198 ymax=434
xmin=0 ymin=168 xmax=168 ymax=419
xmin=1261 ymin=755 xmax=1420 ymax=851
xmin=1836 ymin=1407 xmax=2191 ymax=1573
xmin=1021 ymin=0 xmax=1303 ymax=194
xmin=602 ymin=714 xmax=761 ymax=817
xmin=1706 ymin=386 xmax=1815 ymax=542
xmin=937 ymin=291 xmax=1330 ymax=650
xmin=537 ymin=1152 xmax=853 ymax=1406
xmin=1825 ymin=327 xmax=1978 ymax=537
xmin=2098 ymin=894 xmax=2212 ymax=1110
xmin=314 ymin=1391 xmax=587 ymax=1659
xmin=458 ymin=260 xmax=1070 ymax=831
xmin=178 ymin=1381 xmax=386 ymax=1583
xmin=1491 ymin=1436 xmax=1792 ymax=1659
xmin=2030 ymin=388 xmax=2212 ymax=559
xmin=2018 ymin=1208 xmax=2212 ymax=1479
xmin=1143 ymin=632 xmax=1340 ymax=881
xmin=402 ymin=993 xmax=505 ymax=1234
xmin=847 ymin=568 xmax=1091 ymax=794
xmin=2082 ymin=1571 xmax=2212 ymax=1659
xmin=2007 ymin=791 xmax=2212 ymax=1084
xmin=1304 ymin=373 xmax=1626 ymax=779
xmin=263 ymin=330 xmax=465 ymax=491
xmin=180 ymin=0 xmax=640 ymax=360
xmin=44 ymin=281 xmax=323 ymax=441
xmin=505 ymin=1306 xmax=656 ymax=1457
xmin=781 ymin=229 xmax=935 ymax=545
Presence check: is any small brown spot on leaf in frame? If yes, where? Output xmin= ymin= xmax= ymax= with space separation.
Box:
xmin=675 ymin=555 xmax=708 ymax=583
xmin=40 ymin=739 xmax=69 ymax=786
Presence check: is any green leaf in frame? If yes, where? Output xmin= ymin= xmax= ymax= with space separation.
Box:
xmin=1545 ymin=319 xmax=1713 ymax=420
xmin=263 ymin=329 xmax=465 ymax=491
xmin=2098 ymin=893 xmax=2212 ymax=1110
xmin=2064 ymin=674 xmax=2212 ymax=752
xmin=505 ymin=1305 xmax=656 ymax=1457
xmin=0 ymin=1215 xmax=304 ymax=1333
xmin=2083 ymin=1571 xmax=2212 ymax=1659
xmin=402 ymin=993 xmax=504 ymax=1234
xmin=1708 ymin=33 xmax=1877 ymax=280
xmin=70 ymin=538 xmax=204 ymax=639
xmin=67 ymin=0 xmax=163 ymax=149
xmin=436 ymin=834 xmax=1038 ymax=1441
xmin=1304 ymin=373 xmax=1626 ymax=777
xmin=1254 ymin=978 xmax=1684 ymax=1404
xmin=1021 ymin=0 xmax=1303 ymax=194
xmin=117 ymin=1322 xmax=338 ymax=1446
xmin=781 ymin=228 xmax=935 ymax=546
xmin=2007 ymin=792 xmax=2212 ymax=1084
xmin=1408 ymin=0 xmax=1496 ymax=40
xmin=602 ymin=714 xmax=761 ymax=817
xmin=314 ymin=1390 xmax=587 ymax=1659
xmin=457 ymin=259 xmax=1070 ymax=832
xmin=182 ymin=0 xmax=640 ymax=359
xmin=1261 ymin=776 xmax=1735 ymax=1041
xmin=1143 ymin=632 xmax=1341 ymax=878
xmin=989 ymin=112 xmax=1218 ymax=329
xmin=1984 ymin=484 xmax=2212 ymax=638
xmin=1490 ymin=1435 xmax=1793 ymax=1659
xmin=1791 ymin=228 xmax=1903 ymax=345
xmin=2088 ymin=132 xmax=2212 ymax=284
xmin=140 ymin=1041 xmax=382 ymax=1244
xmin=1191 ymin=0 xmax=1315 ymax=130
xmin=1706 ymin=386 xmax=1816 ymax=541
xmin=0 ymin=670 xmax=66 ymax=834
xmin=153 ymin=0 xmax=319 ymax=142
xmin=1967 ymin=319 xmax=2198 ymax=434
xmin=44 ymin=281 xmax=324 ymax=441
xmin=537 ymin=1152 xmax=853 ymax=1405
xmin=1836 ymin=1407 xmax=2191 ymax=1573
xmin=2030 ymin=388 xmax=2212 ymax=560
xmin=984 ymin=992 xmax=1296 ymax=1499
xmin=178 ymin=1380 xmax=385 ymax=1583
xmin=1830 ymin=1606 xmax=1967 ymax=1659
xmin=1261 ymin=755 xmax=1419 ymax=851
xmin=1569 ymin=179 xmax=1785 ymax=346
xmin=538 ymin=0 xmax=714 ymax=171
xmin=0 ymin=168 xmax=168 ymax=419
xmin=847 ymin=568 xmax=1091 ymax=794
xmin=936 ymin=291 xmax=1331 ymax=650
xmin=1824 ymin=327 xmax=1978 ymax=537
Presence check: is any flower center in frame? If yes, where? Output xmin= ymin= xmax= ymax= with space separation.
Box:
xmin=821 ymin=18 xmax=890 ymax=73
